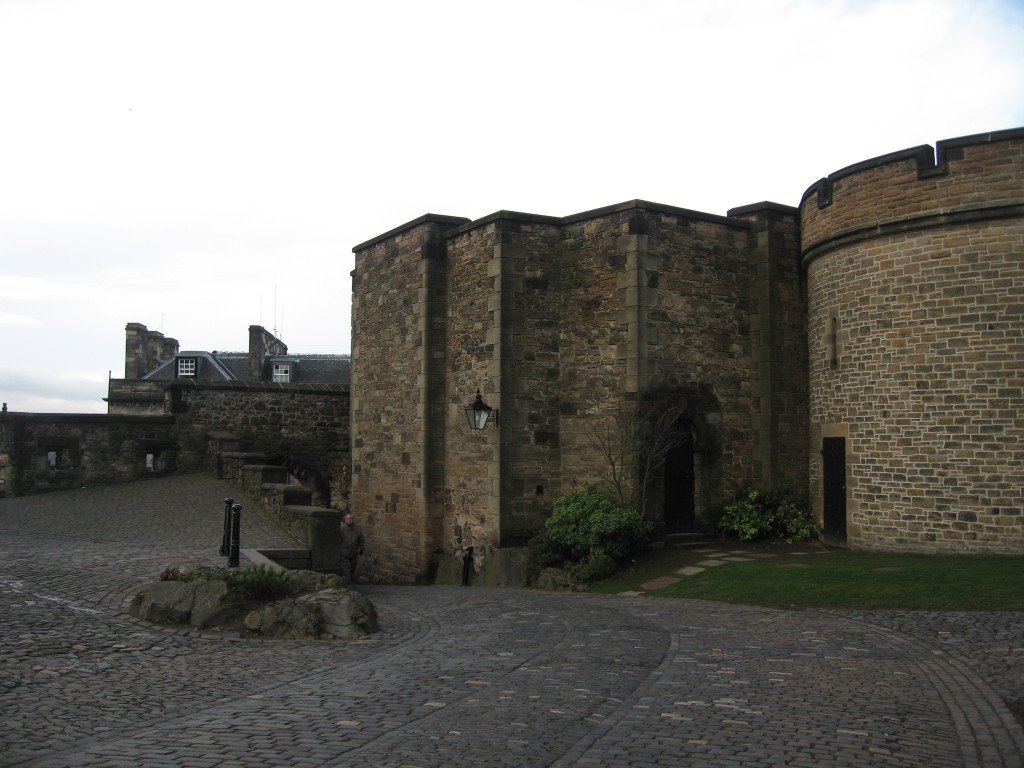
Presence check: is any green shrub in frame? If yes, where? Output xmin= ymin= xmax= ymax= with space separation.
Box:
xmin=570 ymin=551 xmax=619 ymax=581
xmin=162 ymin=564 xmax=298 ymax=600
xmin=545 ymin=484 xmax=653 ymax=579
xmin=526 ymin=532 xmax=564 ymax=569
xmin=227 ymin=565 xmax=298 ymax=600
xmin=718 ymin=489 xmax=820 ymax=542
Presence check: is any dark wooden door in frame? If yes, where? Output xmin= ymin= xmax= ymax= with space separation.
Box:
xmin=664 ymin=440 xmax=695 ymax=533
xmin=822 ymin=437 xmax=847 ymax=546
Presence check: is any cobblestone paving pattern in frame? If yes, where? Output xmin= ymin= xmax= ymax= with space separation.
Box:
xmin=1 ymin=475 xmax=1022 ymax=767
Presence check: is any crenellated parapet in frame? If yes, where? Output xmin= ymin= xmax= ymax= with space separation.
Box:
xmin=800 ymin=128 xmax=1024 ymax=266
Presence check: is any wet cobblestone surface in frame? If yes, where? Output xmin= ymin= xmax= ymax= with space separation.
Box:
xmin=1 ymin=475 xmax=1021 ymax=767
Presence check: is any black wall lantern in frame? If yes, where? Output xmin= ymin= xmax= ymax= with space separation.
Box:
xmin=464 ymin=389 xmax=498 ymax=429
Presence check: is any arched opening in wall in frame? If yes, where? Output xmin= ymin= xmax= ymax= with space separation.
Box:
xmin=637 ymin=388 xmax=720 ymax=534
xmin=663 ymin=429 xmax=696 ymax=533
xmin=279 ymin=456 xmax=330 ymax=507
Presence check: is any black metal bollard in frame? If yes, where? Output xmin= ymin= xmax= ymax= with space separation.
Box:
xmin=220 ymin=497 xmax=234 ymax=556
xmin=228 ymin=503 xmax=242 ymax=568
xmin=461 ymin=546 xmax=474 ymax=586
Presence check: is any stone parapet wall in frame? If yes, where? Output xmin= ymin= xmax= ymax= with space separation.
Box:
xmin=1 ymin=381 xmax=349 ymax=509
xmin=804 ymin=129 xmax=1024 ymax=553
xmin=217 ymin=454 xmax=343 ymax=571
xmin=801 ymin=128 xmax=1024 ymax=258
xmin=0 ymin=412 xmax=176 ymax=495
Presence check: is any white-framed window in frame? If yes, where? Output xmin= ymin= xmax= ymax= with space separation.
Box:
xmin=273 ymin=363 xmax=291 ymax=383
xmin=177 ymin=358 xmax=196 ymax=377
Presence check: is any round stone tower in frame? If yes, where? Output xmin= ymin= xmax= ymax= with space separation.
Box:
xmin=801 ymin=128 xmax=1023 ymax=553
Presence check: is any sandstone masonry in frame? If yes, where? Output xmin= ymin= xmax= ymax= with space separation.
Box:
xmin=352 ymin=127 xmax=1023 ymax=584
xmin=802 ymin=129 xmax=1024 ymax=553
xmin=352 ymin=202 xmax=807 ymax=584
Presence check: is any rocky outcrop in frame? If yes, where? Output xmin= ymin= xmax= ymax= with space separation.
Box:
xmin=130 ymin=570 xmax=379 ymax=640
xmin=130 ymin=579 xmax=243 ymax=629
xmin=243 ymin=588 xmax=379 ymax=640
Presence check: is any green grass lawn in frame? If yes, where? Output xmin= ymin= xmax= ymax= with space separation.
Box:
xmin=589 ymin=541 xmax=1024 ymax=611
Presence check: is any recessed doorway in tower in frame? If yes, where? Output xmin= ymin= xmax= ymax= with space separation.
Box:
xmin=664 ymin=437 xmax=696 ymax=533
xmin=822 ymin=436 xmax=847 ymax=547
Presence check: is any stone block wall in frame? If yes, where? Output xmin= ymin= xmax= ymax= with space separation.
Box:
xmin=1 ymin=381 xmax=349 ymax=509
xmin=556 ymin=202 xmax=805 ymax=520
xmin=350 ymin=216 xmax=469 ymax=584
xmin=0 ymin=412 xmax=176 ymax=495
xmin=445 ymin=214 xmax=565 ymax=558
xmin=168 ymin=381 xmax=349 ymax=509
xmin=443 ymin=220 xmax=504 ymax=565
xmin=803 ymin=129 xmax=1024 ymax=553
xmin=353 ymin=201 xmax=808 ymax=582
xmin=625 ymin=205 xmax=755 ymax=514
xmin=729 ymin=203 xmax=808 ymax=495
xmin=106 ymin=380 xmax=168 ymax=415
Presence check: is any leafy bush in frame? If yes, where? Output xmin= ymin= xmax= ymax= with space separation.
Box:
xmin=545 ymin=484 xmax=653 ymax=579
xmin=526 ymin=532 xmax=564 ymax=569
xmin=570 ymin=551 xmax=619 ymax=581
xmin=718 ymin=489 xmax=820 ymax=542
xmin=228 ymin=564 xmax=298 ymax=600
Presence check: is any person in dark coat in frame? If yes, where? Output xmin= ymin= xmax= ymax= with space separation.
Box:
xmin=339 ymin=513 xmax=365 ymax=584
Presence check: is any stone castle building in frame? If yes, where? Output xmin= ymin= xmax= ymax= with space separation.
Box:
xmin=351 ymin=128 xmax=1023 ymax=584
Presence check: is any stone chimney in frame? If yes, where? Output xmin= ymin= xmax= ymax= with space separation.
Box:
xmin=248 ymin=325 xmax=288 ymax=380
xmin=124 ymin=323 xmax=147 ymax=379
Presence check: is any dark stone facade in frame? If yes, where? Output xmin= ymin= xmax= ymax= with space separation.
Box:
xmin=351 ymin=201 xmax=807 ymax=584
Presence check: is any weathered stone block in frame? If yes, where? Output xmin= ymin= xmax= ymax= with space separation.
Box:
xmin=470 ymin=547 xmax=531 ymax=588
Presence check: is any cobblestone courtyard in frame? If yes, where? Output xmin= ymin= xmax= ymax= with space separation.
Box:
xmin=2 ymin=475 xmax=1022 ymax=767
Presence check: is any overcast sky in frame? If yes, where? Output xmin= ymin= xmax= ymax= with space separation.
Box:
xmin=2 ymin=0 xmax=1022 ymax=413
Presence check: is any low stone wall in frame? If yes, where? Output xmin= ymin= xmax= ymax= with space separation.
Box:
xmin=0 ymin=412 xmax=176 ymax=496
xmin=220 ymin=453 xmax=344 ymax=572
xmin=1 ymin=378 xmax=350 ymax=508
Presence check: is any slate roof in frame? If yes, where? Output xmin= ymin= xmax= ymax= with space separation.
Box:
xmin=141 ymin=352 xmax=350 ymax=385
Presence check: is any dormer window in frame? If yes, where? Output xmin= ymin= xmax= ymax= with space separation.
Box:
xmin=177 ymin=358 xmax=197 ymax=377
xmin=273 ymin=363 xmax=291 ymax=383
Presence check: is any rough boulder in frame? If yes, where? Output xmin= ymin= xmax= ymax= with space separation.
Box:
xmin=130 ymin=570 xmax=379 ymax=640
